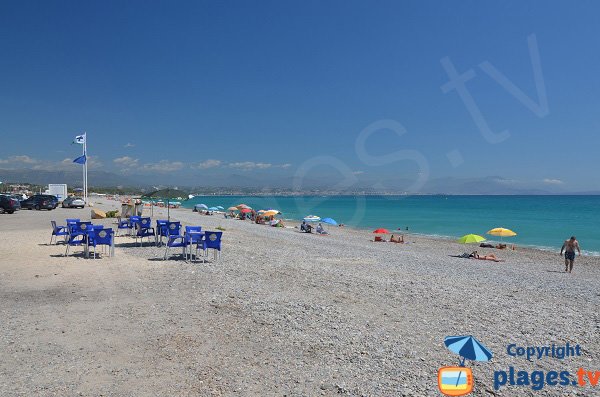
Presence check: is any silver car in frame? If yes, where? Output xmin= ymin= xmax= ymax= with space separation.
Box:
xmin=62 ymin=196 xmax=85 ymax=208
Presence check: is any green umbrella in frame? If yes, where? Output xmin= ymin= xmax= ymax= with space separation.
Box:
xmin=457 ymin=234 xmax=486 ymax=244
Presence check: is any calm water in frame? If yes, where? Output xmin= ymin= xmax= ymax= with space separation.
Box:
xmin=184 ymin=195 xmax=600 ymax=255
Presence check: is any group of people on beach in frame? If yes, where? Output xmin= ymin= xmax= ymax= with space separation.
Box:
xmin=300 ymin=221 xmax=328 ymax=234
xmin=460 ymin=236 xmax=583 ymax=270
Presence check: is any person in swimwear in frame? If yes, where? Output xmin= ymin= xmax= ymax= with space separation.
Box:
xmin=560 ymin=236 xmax=581 ymax=273
xmin=470 ymin=251 xmax=500 ymax=262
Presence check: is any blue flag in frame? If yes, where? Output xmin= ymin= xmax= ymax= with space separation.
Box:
xmin=73 ymin=154 xmax=87 ymax=164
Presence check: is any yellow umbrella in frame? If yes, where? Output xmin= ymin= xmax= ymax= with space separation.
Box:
xmin=457 ymin=234 xmax=486 ymax=244
xmin=263 ymin=210 xmax=279 ymax=217
xmin=487 ymin=227 xmax=517 ymax=245
xmin=487 ymin=228 xmax=517 ymax=237
xmin=227 ymin=206 xmax=239 ymax=211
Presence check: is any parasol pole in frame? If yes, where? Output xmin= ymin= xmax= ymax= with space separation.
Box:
xmin=455 ymin=356 xmax=466 ymax=387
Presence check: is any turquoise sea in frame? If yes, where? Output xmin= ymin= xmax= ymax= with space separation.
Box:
xmin=183 ymin=195 xmax=600 ymax=255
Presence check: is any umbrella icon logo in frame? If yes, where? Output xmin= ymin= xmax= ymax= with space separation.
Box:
xmin=438 ymin=335 xmax=493 ymax=396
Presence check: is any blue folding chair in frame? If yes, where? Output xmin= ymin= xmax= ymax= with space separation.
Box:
xmin=163 ymin=221 xmax=186 ymax=260
xmin=129 ymin=216 xmax=142 ymax=236
xmin=87 ymin=228 xmax=114 ymax=258
xmin=184 ymin=226 xmax=203 ymax=261
xmin=50 ymin=220 xmax=69 ymax=245
xmin=155 ymin=219 xmax=169 ymax=246
xmin=65 ymin=221 xmax=92 ymax=256
xmin=135 ymin=217 xmax=155 ymax=246
xmin=116 ymin=216 xmax=131 ymax=236
xmin=197 ymin=231 xmax=222 ymax=261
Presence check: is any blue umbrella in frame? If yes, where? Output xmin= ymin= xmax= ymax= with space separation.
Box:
xmin=321 ymin=217 xmax=338 ymax=226
xmin=444 ymin=335 xmax=493 ymax=364
xmin=444 ymin=335 xmax=492 ymax=387
xmin=208 ymin=206 xmax=219 ymax=211
xmin=216 ymin=206 xmax=224 ymax=210
xmin=195 ymin=204 xmax=208 ymax=210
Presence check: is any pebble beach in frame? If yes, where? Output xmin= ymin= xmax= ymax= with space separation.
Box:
xmin=1 ymin=198 xmax=599 ymax=396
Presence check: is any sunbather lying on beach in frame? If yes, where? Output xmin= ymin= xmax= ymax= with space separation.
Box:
xmin=389 ymin=235 xmax=404 ymax=243
xmin=458 ymin=251 xmax=503 ymax=262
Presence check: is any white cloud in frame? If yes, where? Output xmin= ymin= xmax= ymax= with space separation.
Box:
xmin=229 ymin=161 xmax=273 ymax=170
xmin=12 ymin=155 xmax=39 ymax=164
xmin=191 ymin=159 xmax=222 ymax=169
xmin=227 ymin=161 xmax=292 ymax=170
xmin=124 ymin=143 xmax=135 ymax=148
xmin=0 ymin=155 xmax=40 ymax=164
xmin=140 ymin=160 xmax=184 ymax=172
xmin=113 ymin=156 xmax=139 ymax=167
xmin=543 ymin=178 xmax=564 ymax=185
xmin=352 ymin=170 xmax=365 ymax=175
xmin=491 ymin=177 xmax=519 ymax=185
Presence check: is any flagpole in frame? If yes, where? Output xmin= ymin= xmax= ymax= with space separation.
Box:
xmin=84 ymin=132 xmax=88 ymax=206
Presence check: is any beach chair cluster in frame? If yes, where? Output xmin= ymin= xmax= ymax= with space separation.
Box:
xmin=50 ymin=218 xmax=115 ymax=259
xmin=51 ymin=216 xmax=223 ymax=262
xmin=159 ymin=222 xmax=223 ymax=262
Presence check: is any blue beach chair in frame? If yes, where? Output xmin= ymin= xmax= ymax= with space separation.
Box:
xmin=135 ymin=217 xmax=155 ymax=246
xmin=197 ymin=231 xmax=222 ymax=261
xmin=65 ymin=221 xmax=92 ymax=257
xmin=50 ymin=220 xmax=69 ymax=245
xmin=87 ymin=228 xmax=114 ymax=258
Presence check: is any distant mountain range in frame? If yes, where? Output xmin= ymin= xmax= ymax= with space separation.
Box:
xmin=1 ymin=168 xmax=598 ymax=195
xmin=0 ymin=168 xmax=139 ymax=187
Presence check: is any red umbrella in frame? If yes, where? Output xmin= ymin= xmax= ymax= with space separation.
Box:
xmin=373 ymin=228 xmax=390 ymax=234
xmin=240 ymin=208 xmax=252 ymax=213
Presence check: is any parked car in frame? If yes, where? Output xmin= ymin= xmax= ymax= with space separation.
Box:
xmin=62 ymin=196 xmax=86 ymax=208
xmin=0 ymin=194 xmax=21 ymax=214
xmin=20 ymin=194 xmax=58 ymax=210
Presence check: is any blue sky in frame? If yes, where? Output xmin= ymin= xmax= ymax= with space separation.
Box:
xmin=1 ymin=1 xmax=599 ymax=190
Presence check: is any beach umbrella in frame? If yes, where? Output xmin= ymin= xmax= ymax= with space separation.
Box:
xmin=304 ymin=215 xmax=321 ymax=222
xmin=227 ymin=206 xmax=239 ymax=211
xmin=263 ymin=210 xmax=279 ymax=217
xmin=321 ymin=217 xmax=338 ymax=226
xmin=373 ymin=228 xmax=390 ymax=234
xmin=216 ymin=206 xmax=224 ymax=210
xmin=487 ymin=227 xmax=516 ymax=237
xmin=457 ymin=234 xmax=486 ymax=244
xmin=444 ymin=335 xmax=493 ymax=365
xmin=240 ymin=208 xmax=252 ymax=213
xmin=208 ymin=206 xmax=219 ymax=211
xmin=196 ymin=204 xmax=208 ymax=210
xmin=444 ymin=335 xmax=493 ymax=388
xmin=237 ymin=204 xmax=251 ymax=209
xmin=487 ymin=227 xmax=517 ymax=244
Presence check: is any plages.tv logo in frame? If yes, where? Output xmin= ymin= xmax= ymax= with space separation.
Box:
xmin=438 ymin=335 xmax=493 ymax=396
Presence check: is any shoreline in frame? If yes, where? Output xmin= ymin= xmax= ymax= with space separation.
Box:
xmin=107 ymin=195 xmax=600 ymax=258
xmin=173 ymin=195 xmax=600 ymax=257
xmin=108 ymin=199 xmax=597 ymax=262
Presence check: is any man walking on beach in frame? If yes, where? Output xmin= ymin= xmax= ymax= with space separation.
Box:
xmin=560 ymin=236 xmax=581 ymax=273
